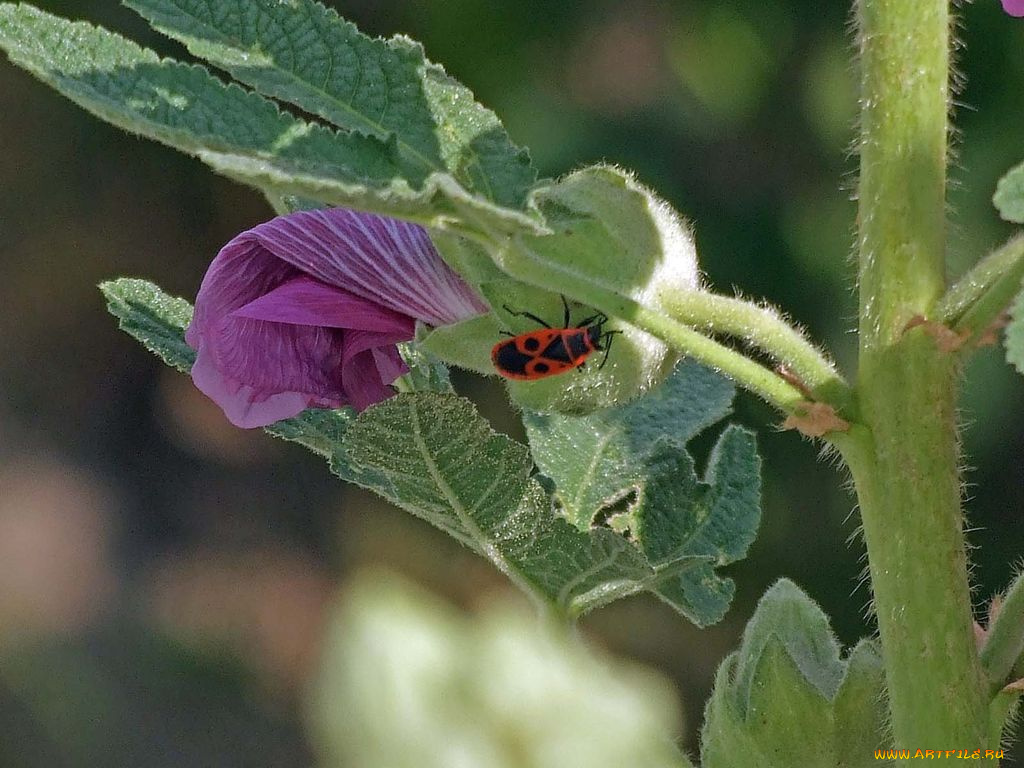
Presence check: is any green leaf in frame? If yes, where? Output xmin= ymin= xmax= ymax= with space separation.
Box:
xmin=342 ymin=393 xmax=658 ymax=615
xmin=99 ymin=277 xmax=359 ymax=478
xmin=100 ymin=278 xmax=196 ymax=372
xmin=263 ymin=407 xmax=358 ymax=482
xmin=1005 ymin=288 xmax=1024 ymax=376
xmin=312 ymin=573 xmax=693 ymax=768
xmin=995 ymin=160 xmax=1024 ymax=224
xmin=525 ymin=360 xmax=736 ymax=527
xmin=524 ymin=361 xmax=756 ymax=626
xmin=701 ymin=580 xmax=891 ymax=768
xmin=100 ymin=279 xmax=657 ymax=615
xmin=125 ymin=0 xmax=535 ymax=210
xmin=637 ymin=426 xmax=761 ymax=627
xmin=0 ymin=4 xmax=541 ymax=232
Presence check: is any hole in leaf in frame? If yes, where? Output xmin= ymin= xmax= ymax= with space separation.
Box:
xmin=594 ymin=489 xmax=638 ymax=537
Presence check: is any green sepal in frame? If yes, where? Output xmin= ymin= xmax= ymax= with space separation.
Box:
xmin=486 ymin=165 xmax=700 ymax=413
xmin=418 ymin=314 xmax=501 ymax=376
xmin=701 ymin=580 xmax=891 ymax=767
xmin=428 ymin=229 xmax=508 ymax=287
xmin=522 ymin=166 xmax=700 ymax=300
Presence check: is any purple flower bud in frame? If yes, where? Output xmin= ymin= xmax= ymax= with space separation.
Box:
xmin=186 ymin=208 xmax=487 ymax=427
xmin=1004 ymin=0 xmax=1024 ymax=16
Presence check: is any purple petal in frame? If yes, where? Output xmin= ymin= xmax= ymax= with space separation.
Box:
xmin=186 ymin=253 xmax=416 ymax=426
xmin=371 ymin=346 xmax=406 ymax=384
xmin=190 ymin=343 xmax=332 ymax=428
xmin=1004 ymin=0 xmax=1024 ymax=15
xmin=231 ymin=275 xmax=415 ymax=335
xmin=248 ymin=208 xmax=488 ymax=326
xmin=185 ymin=239 xmax=298 ymax=351
xmin=185 ymin=207 xmax=475 ymax=428
xmin=191 ymin=316 xmax=347 ymax=427
xmin=342 ymin=329 xmax=413 ymax=411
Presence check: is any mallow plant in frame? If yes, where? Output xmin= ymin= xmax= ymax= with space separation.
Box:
xmin=4 ymin=0 xmax=1024 ymax=763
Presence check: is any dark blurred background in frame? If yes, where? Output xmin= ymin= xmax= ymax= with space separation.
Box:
xmin=2 ymin=1 xmax=1023 ymax=764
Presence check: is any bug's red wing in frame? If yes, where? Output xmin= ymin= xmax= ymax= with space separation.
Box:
xmin=513 ymin=329 xmax=560 ymax=355
xmin=524 ymin=357 xmax=577 ymax=379
xmin=492 ymin=329 xmax=593 ymax=380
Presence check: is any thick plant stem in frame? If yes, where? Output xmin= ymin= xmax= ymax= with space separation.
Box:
xmin=847 ymin=0 xmax=989 ymax=746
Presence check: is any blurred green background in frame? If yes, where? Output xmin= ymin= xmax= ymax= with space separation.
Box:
xmin=2 ymin=0 xmax=1023 ymax=764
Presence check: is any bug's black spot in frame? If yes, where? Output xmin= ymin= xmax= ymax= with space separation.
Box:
xmin=523 ymin=337 xmax=541 ymax=352
xmin=494 ymin=342 xmax=534 ymax=375
xmin=541 ymin=335 xmax=572 ymax=362
xmin=533 ymin=361 xmax=550 ymax=373
xmin=567 ymin=331 xmax=592 ymax=359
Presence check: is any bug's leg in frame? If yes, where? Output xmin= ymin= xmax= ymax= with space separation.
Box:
xmin=499 ymin=330 xmax=515 ymax=337
xmin=560 ymin=294 xmax=572 ymax=328
xmin=502 ymin=304 xmax=551 ymax=329
xmin=597 ymin=330 xmax=622 ymax=370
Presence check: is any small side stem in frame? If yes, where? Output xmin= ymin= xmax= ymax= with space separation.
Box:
xmin=981 ymin=569 xmax=1024 ymax=692
xmin=628 ymin=302 xmax=808 ymax=414
xmin=941 ymin=235 xmax=1024 ymax=347
xmin=659 ymin=289 xmax=848 ymax=404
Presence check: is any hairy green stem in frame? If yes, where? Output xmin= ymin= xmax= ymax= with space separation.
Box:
xmin=843 ymin=0 xmax=989 ymax=746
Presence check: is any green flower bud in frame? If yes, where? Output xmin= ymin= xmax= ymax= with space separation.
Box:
xmin=702 ymin=580 xmax=891 ymax=768
xmin=311 ymin=573 xmax=692 ymax=768
xmin=424 ymin=164 xmax=702 ymax=414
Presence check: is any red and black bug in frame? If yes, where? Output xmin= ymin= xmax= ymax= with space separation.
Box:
xmin=491 ymin=296 xmax=619 ymax=381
